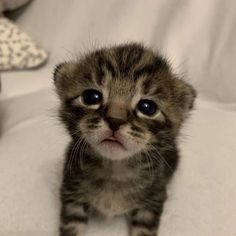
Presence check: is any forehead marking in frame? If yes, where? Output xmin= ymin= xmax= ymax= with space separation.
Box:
xmin=115 ymin=46 xmax=144 ymax=76
xmin=94 ymin=52 xmax=116 ymax=85
xmin=133 ymin=56 xmax=167 ymax=81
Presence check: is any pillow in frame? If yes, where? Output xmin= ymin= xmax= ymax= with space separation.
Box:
xmin=0 ymin=17 xmax=48 ymax=71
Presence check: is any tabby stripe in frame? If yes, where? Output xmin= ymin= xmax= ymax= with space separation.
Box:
xmin=98 ymin=55 xmax=116 ymax=77
xmin=142 ymin=79 xmax=153 ymax=95
xmin=87 ymin=124 xmax=99 ymax=129
xmin=116 ymin=45 xmax=144 ymax=76
xmin=62 ymin=214 xmax=88 ymax=224
xmin=122 ymin=50 xmax=144 ymax=76
xmin=131 ymin=219 xmax=158 ymax=230
xmin=60 ymin=227 xmax=76 ymax=236
xmin=103 ymin=58 xmax=116 ymax=77
xmin=65 ymin=95 xmax=80 ymax=105
xmin=87 ymin=117 xmax=100 ymax=123
xmin=62 ymin=198 xmax=80 ymax=205
xmin=133 ymin=56 xmax=167 ymax=80
xmin=95 ymin=52 xmax=116 ymax=84
xmin=83 ymin=72 xmax=93 ymax=82
xmin=131 ymin=125 xmax=143 ymax=133
xmin=83 ymin=202 xmax=90 ymax=212
xmin=116 ymin=45 xmax=126 ymax=74
xmin=128 ymin=131 xmax=143 ymax=138
xmin=128 ymin=48 xmax=144 ymax=66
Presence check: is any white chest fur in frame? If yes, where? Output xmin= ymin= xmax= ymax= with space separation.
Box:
xmin=90 ymin=186 xmax=132 ymax=217
xmin=88 ymin=161 xmax=142 ymax=217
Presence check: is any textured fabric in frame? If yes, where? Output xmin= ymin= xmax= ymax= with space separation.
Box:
xmin=0 ymin=0 xmax=29 ymax=12
xmin=0 ymin=17 xmax=48 ymax=71
xmin=0 ymin=0 xmax=236 ymax=236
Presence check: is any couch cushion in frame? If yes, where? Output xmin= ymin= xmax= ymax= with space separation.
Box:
xmin=0 ymin=17 xmax=48 ymax=71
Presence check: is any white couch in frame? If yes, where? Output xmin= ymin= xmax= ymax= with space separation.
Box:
xmin=1 ymin=1 xmax=236 ymax=236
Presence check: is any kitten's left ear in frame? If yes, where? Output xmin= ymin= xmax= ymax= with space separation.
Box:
xmin=174 ymin=78 xmax=197 ymax=114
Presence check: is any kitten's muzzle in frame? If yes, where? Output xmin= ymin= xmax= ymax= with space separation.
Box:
xmin=104 ymin=117 xmax=126 ymax=132
xmin=104 ymin=101 xmax=127 ymax=131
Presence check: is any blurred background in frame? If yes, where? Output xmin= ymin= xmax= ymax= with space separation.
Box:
xmin=2 ymin=0 xmax=236 ymax=103
xmin=0 ymin=1 xmax=236 ymax=236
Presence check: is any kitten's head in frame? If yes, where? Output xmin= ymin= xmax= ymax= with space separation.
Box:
xmin=54 ymin=43 xmax=196 ymax=160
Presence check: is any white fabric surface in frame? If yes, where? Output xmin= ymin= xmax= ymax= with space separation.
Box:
xmin=0 ymin=0 xmax=236 ymax=235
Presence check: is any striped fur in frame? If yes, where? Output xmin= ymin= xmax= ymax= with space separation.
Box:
xmin=54 ymin=43 xmax=196 ymax=236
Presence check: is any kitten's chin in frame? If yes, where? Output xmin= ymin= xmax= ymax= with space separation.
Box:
xmin=92 ymin=141 xmax=137 ymax=160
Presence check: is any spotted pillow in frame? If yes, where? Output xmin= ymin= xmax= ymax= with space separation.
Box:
xmin=0 ymin=17 xmax=48 ymax=71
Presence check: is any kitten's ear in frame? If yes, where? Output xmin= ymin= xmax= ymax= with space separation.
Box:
xmin=53 ymin=62 xmax=78 ymax=100
xmin=174 ymin=78 xmax=197 ymax=114
xmin=53 ymin=63 xmax=66 ymax=83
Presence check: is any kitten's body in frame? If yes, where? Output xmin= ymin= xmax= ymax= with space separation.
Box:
xmin=63 ymin=143 xmax=176 ymax=218
xmin=54 ymin=43 xmax=196 ymax=236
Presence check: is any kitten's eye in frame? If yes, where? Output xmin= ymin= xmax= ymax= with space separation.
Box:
xmin=137 ymin=99 xmax=157 ymax=116
xmin=80 ymin=89 xmax=103 ymax=108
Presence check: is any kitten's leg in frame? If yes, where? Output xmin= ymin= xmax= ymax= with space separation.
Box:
xmin=60 ymin=203 xmax=89 ymax=236
xmin=128 ymin=206 xmax=163 ymax=236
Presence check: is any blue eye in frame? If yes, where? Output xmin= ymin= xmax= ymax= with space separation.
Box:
xmin=137 ymin=99 xmax=157 ymax=116
xmin=82 ymin=89 xmax=103 ymax=105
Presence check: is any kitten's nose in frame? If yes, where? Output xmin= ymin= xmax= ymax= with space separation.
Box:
xmin=105 ymin=117 xmax=126 ymax=132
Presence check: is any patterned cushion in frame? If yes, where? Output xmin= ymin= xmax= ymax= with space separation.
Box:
xmin=0 ymin=17 xmax=48 ymax=71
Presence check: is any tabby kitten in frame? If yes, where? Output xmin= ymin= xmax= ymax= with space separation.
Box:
xmin=54 ymin=43 xmax=196 ymax=236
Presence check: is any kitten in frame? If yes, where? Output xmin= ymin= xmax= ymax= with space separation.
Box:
xmin=54 ymin=43 xmax=196 ymax=236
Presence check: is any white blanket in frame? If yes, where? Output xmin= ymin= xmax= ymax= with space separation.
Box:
xmin=1 ymin=0 xmax=236 ymax=235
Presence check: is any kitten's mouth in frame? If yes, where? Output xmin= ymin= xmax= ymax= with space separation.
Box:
xmin=101 ymin=136 xmax=126 ymax=149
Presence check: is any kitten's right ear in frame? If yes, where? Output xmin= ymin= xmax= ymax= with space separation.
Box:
xmin=53 ymin=62 xmax=78 ymax=100
xmin=53 ymin=63 xmax=66 ymax=83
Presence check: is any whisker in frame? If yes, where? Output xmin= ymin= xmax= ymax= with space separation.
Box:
xmin=148 ymin=143 xmax=173 ymax=171
xmin=143 ymin=149 xmax=154 ymax=177
xmin=67 ymin=137 xmax=84 ymax=175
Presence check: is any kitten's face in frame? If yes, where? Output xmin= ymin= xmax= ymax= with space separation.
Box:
xmin=71 ymin=79 xmax=165 ymax=160
xmin=54 ymin=43 xmax=196 ymax=160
